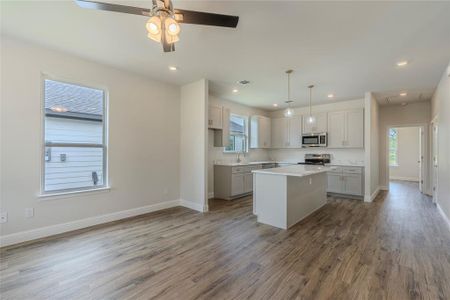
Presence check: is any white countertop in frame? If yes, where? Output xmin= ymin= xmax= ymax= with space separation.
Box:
xmin=214 ymin=161 xmax=282 ymax=167
xmin=252 ymin=164 xmax=335 ymax=177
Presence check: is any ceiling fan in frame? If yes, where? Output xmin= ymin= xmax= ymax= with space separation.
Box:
xmin=75 ymin=0 xmax=239 ymax=52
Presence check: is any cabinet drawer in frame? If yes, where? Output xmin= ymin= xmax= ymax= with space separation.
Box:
xmin=328 ymin=167 xmax=343 ymax=174
xmin=232 ymin=166 xmax=246 ymax=173
xmin=342 ymin=167 xmax=362 ymax=174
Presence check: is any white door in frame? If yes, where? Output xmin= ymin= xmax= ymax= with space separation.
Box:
xmin=346 ymin=109 xmax=364 ymax=148
xmin=418 ymin=127 xmax=423 ymax=193
xmin=288 ymin=116 xmax=302 ymax=148
xmin=271 ymin=118 xmax=288 ymax=148
xmin=432 ymin=122 xmax=439 ymax=203
xmin=303 ymin=113 xmax=327 ymax=134
xmin=327 ymin=111 xmax=346 ymax=148
xmin=260 ymin=117 xmax=271 ymax=148
xmin=343 ymin=174 xmax=363 ymax=196
xmin=244 ymin=173 xmax=253 ymax=194
xmin=231 ymin=174 xmax=244 ymax=196
xmin=327 ymin=173 xmax=343 ymax=193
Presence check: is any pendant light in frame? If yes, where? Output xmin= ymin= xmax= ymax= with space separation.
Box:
xmin=284 ymin=70 xmax=294 ymax=117
xmin=307 ymin=84 xmax=316 ymax=124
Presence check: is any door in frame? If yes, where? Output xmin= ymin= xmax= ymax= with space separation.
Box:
xmin=303 ymin=113 xmax=327 ymax=134
xmin=432 ymin=122 xmax=439 ymax=203
xmin=327 ymin=173 xmax=343 ymax=193
xmin=343 ymin=174 xmax=363 ymax=196
xmin=327 ymin=111 xmax=346 ymax=148
xmin=208 ymin=106 xmax=222 ymax=129
xmin=260 ymin=117 xmax=271 ymax=148
xmin=231 ymin=174 xmax=244 ymax=196
xmin=244 ymin=173 xmax=253 ymax=194
xmin=288 ymin=116 xmax=302 ymax=148
xmin=418 ymin=127 xmax=424 ymax=193
xmin=346 ymin=109 xmax=364 ymax=148
xmin=271 ymin=118 xmax=288 ymax=148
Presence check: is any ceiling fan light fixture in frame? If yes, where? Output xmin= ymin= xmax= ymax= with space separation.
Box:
xmin=146 ymin=16 xmax=161 ymax=35
xmin=165 ymin=17 xmax=181 ymax=36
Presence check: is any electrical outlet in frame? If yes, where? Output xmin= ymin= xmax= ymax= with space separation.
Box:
xmin=0 ymin=212 xmax=7 ymax=223
xmin=25 ymin=208 xmax=34 ymax=219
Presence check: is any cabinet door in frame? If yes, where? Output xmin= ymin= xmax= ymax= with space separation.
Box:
xmin=244 ymin=173 xmax=253 ymax=194
xmin=288 ymin=116 xmax=302 ymax=148
xmin=346 ymin=109 xmax=364 ymax=148
xmin=208 ymin=106 xmax=222 ymax=129
xmin=271 ymin=118 xmax=288 ymax=148
xmin=327 ymin=111 xmax=346 ymax=148
xmin=327 ymin=173 xmax=343 ymax=193
xmin=343 ymin=174 xmax=363 ymax=196
xmin=231 ymin=174 xmax=244 ymax=196
xmin=303 ymin=112 xmax=327 ymax=134
xmin=261 ymin=117 xmax=271 ymax=148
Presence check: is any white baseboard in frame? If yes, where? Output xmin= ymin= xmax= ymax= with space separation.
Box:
xmin=390 ymin=176 xmax=419 ymax=182
xmin=180 ymin=199 xmax=206 ymax=213
xmin=0 ymin=200 xmax=182 ymax=247
xmin=379 ymin=186 xmax=389 ymax=191
xmin=437 ymin=203 xmax=450 ymax=232
xmin=364 ymin=186 xmax=380 ymax=202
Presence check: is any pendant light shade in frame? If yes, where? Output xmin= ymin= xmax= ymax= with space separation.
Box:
xmin=307 ymin=85 xmax=316 ymax=124
xmin=284 ymin=70 xmax=294 ymax=118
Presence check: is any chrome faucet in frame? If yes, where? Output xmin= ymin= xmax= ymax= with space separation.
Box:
xmin=237 ymin=151 xmax=242 ymax=163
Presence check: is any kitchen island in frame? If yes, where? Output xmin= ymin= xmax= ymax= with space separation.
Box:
xmin=252 ymin=164 xmax=334 ymax=229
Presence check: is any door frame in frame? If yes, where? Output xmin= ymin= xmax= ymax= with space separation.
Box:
xmin=385 ymin=123 xmax=428 ymax=193
xmin=430 ymin=116 xmax=439 ymax=204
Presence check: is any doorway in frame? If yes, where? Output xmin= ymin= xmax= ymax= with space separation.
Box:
xmin=431 ymin=118 xmax=439 ymax=203
xmin=388 ymin=126 xmax=424 ymax=192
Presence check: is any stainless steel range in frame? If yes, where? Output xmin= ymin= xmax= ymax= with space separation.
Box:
xmin=298 ymin=154 xmax=331 ymax=166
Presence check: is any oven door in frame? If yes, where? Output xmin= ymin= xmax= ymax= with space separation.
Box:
xmin=302 ymin=135 xmax=320 ymax=147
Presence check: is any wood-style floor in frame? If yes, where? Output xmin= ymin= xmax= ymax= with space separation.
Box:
xmin=1 ymin=181 xmax=450 ymax=299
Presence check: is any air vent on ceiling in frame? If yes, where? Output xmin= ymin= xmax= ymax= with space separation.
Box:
xmin=238 ymin=80 xmax=250 ymax=85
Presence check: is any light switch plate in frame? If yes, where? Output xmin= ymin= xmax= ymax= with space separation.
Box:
xmin=0 ymin=211 xmax=7 ymax=223
xmin=25 ymin=208 xmax=34 ymax=219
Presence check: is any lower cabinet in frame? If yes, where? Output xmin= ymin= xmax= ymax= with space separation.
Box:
xmin=327 ymin=166 xmax=364 ymax=197
xmin=215 ymin=164 xmax=263 ymax=200
xmin=231 ymin=174 xmax=245 ymax=196
xmin=243 ymin=173 xmax=253 ymax=194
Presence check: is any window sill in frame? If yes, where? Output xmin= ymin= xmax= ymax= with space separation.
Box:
xmin=389 ymin=164 xmax=399 ymax=167
xmin=38 ymin=186 xmax=111 ymax=201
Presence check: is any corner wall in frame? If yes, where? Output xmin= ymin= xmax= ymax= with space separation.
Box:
xmin=364 ymin=92 xmax=380 ymax=202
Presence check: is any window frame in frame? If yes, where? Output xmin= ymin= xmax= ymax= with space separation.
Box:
xmin=389 ymin=128 xmax=399 ymax=167
xmin=40 ymin=75 xmax=109 ymax=196
xmin=223 ymin=113 xmax=249 ymax=154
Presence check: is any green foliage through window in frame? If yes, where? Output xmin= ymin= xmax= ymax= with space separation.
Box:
xmin=389 ymin=128 xmax=398 ymax=166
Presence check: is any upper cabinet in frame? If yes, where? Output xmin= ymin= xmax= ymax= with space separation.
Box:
xmin=208 ymin=105 xmax=222 ymax=129
xmin=271 ymin=116 xmax=302 ymax=148
xmin=327 ymin=109 xmax=364 ymax=148
xmin=302 ymin=112 xmax=327 ymax=134
xmin=250 ymin=115 xmax=271 ymax=149
xmin=213 ymin=107 xmax=230 ymax=147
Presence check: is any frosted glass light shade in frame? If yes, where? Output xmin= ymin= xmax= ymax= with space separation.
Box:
xmin=284 ymin=108 xmax=293 ymax=117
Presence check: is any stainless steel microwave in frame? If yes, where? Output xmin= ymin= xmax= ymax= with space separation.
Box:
xmin=302 ymin=133 xmax=328 ymax=147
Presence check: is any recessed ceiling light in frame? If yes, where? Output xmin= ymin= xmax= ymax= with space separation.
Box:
xmin=168 ymin=66 xmax=178 ymax=71
xmin=273 ymin=103 xmax=278 ymax=107
xmin=400 ymin=92 xmax=407 ymax=96
xmin=327 ymin=94 xmax=334 ymax=98
xmin=232 ymin=89 xmax=238 ymax=93
xmin=396 ymin=61 xmax=408 ymax=67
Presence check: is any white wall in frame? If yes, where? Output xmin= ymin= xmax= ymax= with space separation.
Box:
xmin=364 ymin=92 xmax=380 ymax=202
xmin=269 ymin=99 xmax=365 ymax=165
xmin=389 ymin=127 xmax=420 ymax=181
xmin=378 ymin=101 xmax=431 ymax=191
xmin=208 ymin=95 xmax=270 ymax=197
xmin=431 ymin=63 xmax=450 ymax=223
xmin=180 ymin=79 xmax=208 ymax=211
xmin=0 ymin=38 xmax=181 ymax=241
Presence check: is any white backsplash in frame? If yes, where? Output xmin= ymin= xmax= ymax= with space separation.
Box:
xmin=268 ymin=148 xmax=365 ymax=166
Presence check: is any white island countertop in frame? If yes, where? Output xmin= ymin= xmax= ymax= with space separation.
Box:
xmin=252 ymin=164 xmax=335 ymax=177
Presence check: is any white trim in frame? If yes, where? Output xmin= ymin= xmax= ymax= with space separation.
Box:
xmin=180 ymin=199 xmax=205 ymax=212
xmin=0 ymin=200 xmax=181 ymax=247
xmin=364 ymin=186 xmax=380 ymax=202
xmin=379 ymin=186 xmax=389 ymax=191
xmin=208 ymin=192 xmax=214 ymax=199
xmin=437 ymin=203 xmax=450 ymax=232
xmin=389 ymin=176 xmax=419 ymax=182
xmin=38 ymin=186 xmax=111 ymax=200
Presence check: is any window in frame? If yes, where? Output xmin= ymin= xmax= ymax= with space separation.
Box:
xmin=224 ymin=114 xmax=248 ymax=153
xmin=389 ymin=128 xmax=398 ymax=166
xmin=43 ymin=79 xmax=107 ymax=193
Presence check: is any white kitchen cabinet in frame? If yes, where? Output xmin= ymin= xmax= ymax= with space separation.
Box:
xmin=243 ymin=173 xmax=253 ymax=194
xmin=271 ymin=116 xmax=302 ymax=148
xmin=303 ymin=112 xmax=327 ymax=134
xmin=327 ymin=166 xmax=364 ymax=197
xmin=208 ymin=105 xmax=222 ymax=129
xmin=213 ymin=107 xmax=230 ymax=147
xmin=327 ymin=109 xmax=364 ymax=148
xmin=250 ymin=115 xmax=271 ymax=148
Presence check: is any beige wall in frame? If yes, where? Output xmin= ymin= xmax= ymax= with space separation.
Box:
xmin=431 ymin=63 xmax=450 ymax=222
xmin=378 ymin=101 xmax=431 ymax=190
xmin=389 ymin=127 xmax=420 ymax=181
xmin=208 ymin=95 xmax=269 ymax=197
xmin=0 ymin=38 xmax=181 ymax=238
xmin=364 ymin=92 xmax=380 ymax=201
xmin=180 ymin=79 xmax=209 ymax=211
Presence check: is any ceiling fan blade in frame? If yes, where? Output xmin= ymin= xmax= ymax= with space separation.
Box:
xmin=75 ymin=0 xmax=151 ymax=16
xmin=174 ymin=9 xmax=239 ymax=28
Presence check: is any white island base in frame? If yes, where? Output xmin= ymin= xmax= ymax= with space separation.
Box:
xmin=252 ymin=166 xmax=330 ymax=229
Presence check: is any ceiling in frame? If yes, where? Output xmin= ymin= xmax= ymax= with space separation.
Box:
xmin=2 ymin=1 xmax=450 ymax=110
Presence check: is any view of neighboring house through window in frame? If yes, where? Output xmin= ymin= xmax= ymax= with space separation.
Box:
xmin=43 ymin=79 xmax=107 ymax=193
xmin=389 ymin=128 xmax=398 ymax=166
xmin=224 ymin=114 xmax=248 ymax=153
